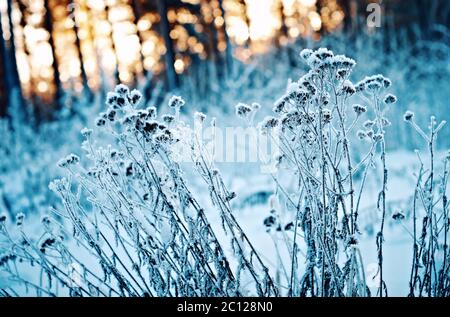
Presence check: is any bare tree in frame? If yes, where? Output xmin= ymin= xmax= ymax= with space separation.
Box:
xmin=69 ymin=0 xmax=92 ymax=100
xmin=43 ymin=0 xmax=62 ymax=110
xmin=156 ymin=0 xmax=179 ymax=90
xmin=131 ymin=0 xmax=147 ymax=79
xmin=5 ymin=0 xmax=25 ymax=111
xmin=337 ymin=0 xmax=352 ymax=32
xmin=0 ymin=13 xmax=8 ymax=117
xmin=218 ymin=0 xmax=233 ymax=74
xmin=276 ymin=0 xmax=288 ymax=42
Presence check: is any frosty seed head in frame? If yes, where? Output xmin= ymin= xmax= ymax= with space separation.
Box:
xmin=49 ymin=178 xmax=68 ymax=193
xmin=146 ymin=106 xmax=157 ymax=119
xmin=105 ymin=92 xmax=119 ymax=107
xmin=302 ymin=81 xmax=317 ymax=95
xmin=235 ymin=103 xmax=252 ymax=119
xmin=162 ymin=114 xmax=175 ymax=125
xmin=404 ymin=111 xmax=415 ymax=122
xmin=273 ymin=97 xmax=287 ymax=114
xmin=57 ymin=153 xmax=80 ymax=168
xmin=125 ymin=162 xmax=134 ymax=177
xmin=122 ymin=113 xmax=136 ymax=127
xmin=251 ymin=102 xmax=261 ymax=111
xmin=260 ymin=116 xmax=279 ymax=134
xmin=353 ymin=104 xmax=367 ymax=115
xmin=322 ymin=109 xmax=332 ymax=124
xmin=106 ymin=108 xmax=116 ymax=121
xmin=446 ymin=150 xmax=450 ymax=161
xmin=281 ymin=110 xmax=302 ymax=130
xmin=115 ymin=84 xmax=130 ymax=96
xmin=346 ymin=235 xmax=358 ymax=246
xmin=135 ymin=118 xmax=145 ymax=132
xmin=356 ymin=74 xmax=391 ymax=92
xmin=95 ymin=117 xmax=106 ymax=127
xmin=284 ymin=222 xmax=294 ymax=231
xmin=0 ymin=253 xmax=17 ymax=267
xmin=129 ymin=89 xmax=142 ymax=106
xmin=158 ymin=123 xmax=167 ymax=131
xmin=321 ymin=93 xmax=330 ymax=105
xmin=392 ymin=210 xmax=405 ymax=221
xmin=337 ymin=69 xmax=349 ymax=79
xmin=340 ymin=80 xmax=356 ymax=96
xmin=116 ymin=95 xmax=126 ymax=108
xmin=354 ymin=81 xmax=365 ymax=92
xmin=41 ymin=215 xmax=51 ymax=226
xmin=357 ymin=130 xmax=367 ymax=140
xmin=16 ymin=212 xmax=25 ymax=226
xmin=154 ymin=131 xmax=172 ymax=145
xmin=366 ymin=81 xmax=382 ymax=91
xmin=168 ymin=96 xmax=185 ymax=109
xmin=302 ymin=110 xmax=316 ymax=124
xmin=382 ymin=78 xmax=392 ymax=88
xmin=299 ymin=48 xmax=314 ymax=61
xmin=313 ymin=48 xmax=334 ymax=60
xmin=81 ymin=127 xmax=92 ymax=137
xmin=289 ymin=89 xmax=311 ymax=105
xmin=110 ymin=149 xmax=118 ymax=159
xmin=0 ymin=213 xmax=7 ymax=223
xmin=373 ymin=133 xmax=384 ymax=143
xmin=331 ymin=55 xmax=356 ymax=69
xmin=384 ymin=94 xmax=397 ymax=104
xmin=137 ymin=110 xmax=149 ymax=120
xmin=40 ymin=237 xmax=56 ymax=253
xmin=263 ymin=215 xmax=277 ymax=228
xmin=225 ymin=192 xmax=236 ymax=202
xmin=363 ymin=120 xmax=375 ymax=129
xmin=194 ymin=111 xmax=206 ymax=123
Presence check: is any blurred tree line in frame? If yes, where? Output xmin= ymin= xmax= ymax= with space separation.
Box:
xmin=0 ymin=0 xmax=448 ymax=120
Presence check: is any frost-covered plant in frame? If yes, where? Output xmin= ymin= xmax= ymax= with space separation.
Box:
xmin=0 ymin=84 xmax=278 ymax=297
xmin=250 ymin=48 xmax=397 ymax=297
xmin=404 ymin=114 xmax=450 ymax=296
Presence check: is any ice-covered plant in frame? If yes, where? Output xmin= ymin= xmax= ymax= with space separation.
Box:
xmin=0 ymin=84 xmax=278 ymax=297
xmin=404 ymin=113 xmax=450 ymax=296
xmin=252 ymin=48 xmax=397 ymax=297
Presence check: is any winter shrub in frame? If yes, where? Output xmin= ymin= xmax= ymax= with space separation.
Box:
xmin=403 ymin=114 xmax=449 ymax=296
xmin=0 ymin=83 xmax=277 ymax=297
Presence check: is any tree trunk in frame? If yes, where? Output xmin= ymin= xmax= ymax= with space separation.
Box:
xmin=16 ymin=1 xmax=42 ymax=122
xmin=156 ymin=0 xmax=178 ymax=90
xmin=338 ymin=0 xmax=352 ymax=32
xmin=277 ymin=0 xmax=288 ymax=39
xmin=70 ymin=0 xmax=92 ymax=100
xmin=5 ymin=0 xmax=25 ymax=109
xmin=218 ymin=0 xmax=233 ymax=74
xmin=6 ymin=0 xmax=21 ymax=89
xmin=0 ymin=13 xmax=9 ymax=117
xmin=43 ymin=0 xmax=62 ymax=110
xmin=104 ymin=4 xmax=121 ymax=86
xmin=131 ymin=0 xmax=147 ymax=79
xmin=199 ymin=0 xmax=224 ymax=80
